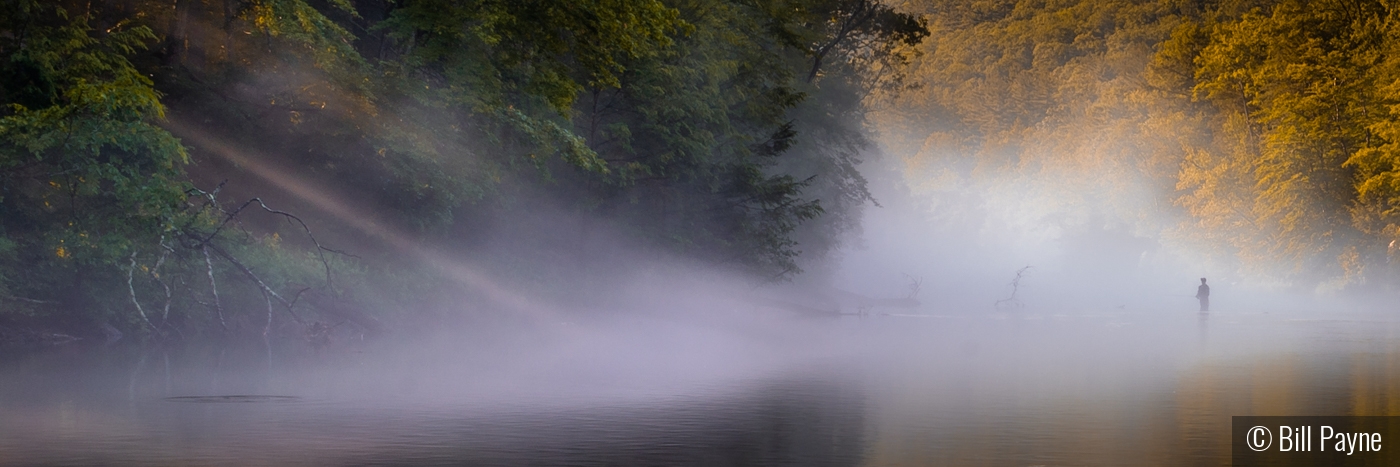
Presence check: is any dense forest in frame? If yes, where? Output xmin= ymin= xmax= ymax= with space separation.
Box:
xmin=0 ymin=0 xmax=925 ymax=342
xmin=879 ymin=0 xmax=1400 ymax=293
xmin=10 ymin=0 xmax=1400 ymax=344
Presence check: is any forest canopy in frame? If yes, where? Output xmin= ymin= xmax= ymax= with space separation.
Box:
xmin=14 ymin=0 xmax=1400 ymax=342
xmin=879 ymin=0 xmax=1400 ymax=292
xmin=0 ymin=0 xmax=925 ymax=339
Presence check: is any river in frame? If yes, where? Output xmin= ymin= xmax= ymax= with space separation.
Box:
xmin=1 ymin=308 xmax=1396 ymax=466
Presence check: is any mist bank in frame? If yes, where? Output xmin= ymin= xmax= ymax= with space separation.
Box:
xmin=871 ymin=0 xmax=1400 ymax=297
xmin=0 ymin=0 xmax=928 ymax=343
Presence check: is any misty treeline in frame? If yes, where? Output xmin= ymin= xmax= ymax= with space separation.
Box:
xmin=881 ymin=0 xmax=1400 ymax=292
xmin=0 ymin=0 xmax=926 ymax=340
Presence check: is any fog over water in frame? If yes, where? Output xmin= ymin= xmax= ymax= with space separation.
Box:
xmin=0 ymin=74 xmax=1391 ymax=464
xmin=11 ymin=0 xmax=1400 ymax=465
xmin=3 ymin=293 xmax=1399 ymax=466
xmin=4 ymin=151 xmax=1400 ymax=466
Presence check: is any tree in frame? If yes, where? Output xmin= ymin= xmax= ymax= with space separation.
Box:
xmin=1187 ymin=0 xmax=1385 ymax=283
xmin=0 ymin=0 xmax=188 ymax=326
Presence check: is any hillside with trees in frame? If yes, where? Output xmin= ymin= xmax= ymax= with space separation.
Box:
xmin=878 ymin=0 xmax=1400 ymax=292
xmin=13 ymin=0 xmax=1400 ymax=344
xmin=0 ymin=0 xmax=926 ymax=342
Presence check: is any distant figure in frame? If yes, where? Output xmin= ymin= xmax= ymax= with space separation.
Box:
xmin=1196 ymin=278 xmax=1210 ymax=312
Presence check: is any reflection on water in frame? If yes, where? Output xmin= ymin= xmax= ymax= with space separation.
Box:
xmin=2 ymin=310 xmax=1400 ymax=466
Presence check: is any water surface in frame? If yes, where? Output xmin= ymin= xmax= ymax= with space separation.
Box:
xmin=2 ymin=309 xmax=1398 ymax=466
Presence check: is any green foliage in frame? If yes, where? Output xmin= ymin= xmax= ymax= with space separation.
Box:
xmin=379 ymin=0 xmax=684 ymax=112
xmin=250 ymin=0 xmax=367 ymax=90
xmin=555 ymin=0 xmax=815 ymax=274
xmin=0 ymin=0 xmax=928 ymax=337
xmin=0 ymin=1 xmax=188 ymax=313
xmin=0 ymin=1 xmax=372 ymax=338
xmin=366 ymin=0 xmax=921 ymax=277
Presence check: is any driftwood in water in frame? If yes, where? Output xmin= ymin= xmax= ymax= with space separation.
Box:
xmin=994 ymin=266 xmax=1032 ymax=310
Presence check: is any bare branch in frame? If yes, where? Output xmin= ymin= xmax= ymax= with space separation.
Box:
xmin=203 ymin=245 xmax=228 ymax=332
xmin=193 ymin=196 xmax=354 ymax=290
xmin=152 ymin=235 xmax=174 ymax=328
xmin=994 ymin=266 xmax=1032 ymax=310
xmin=0 ymin=295 xmax=59 ymax=304
xmin=262 ymin=285 xmax=274 ymax=337
xmin=289 ymin=286 xmax=312 ymax=309
xmin=902 ymin=273 xmax=922 ymax=299
xmin=807 ymin=0 xmax=881 ymax=83
xmin=127 ymin=251 xmax=162 ymax=336
xmin=206 ymin=243 xmax=306 ymax=325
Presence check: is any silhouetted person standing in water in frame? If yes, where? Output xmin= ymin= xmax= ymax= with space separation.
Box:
xmin=1196 ymin=278 xmax=1210 ymax=312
